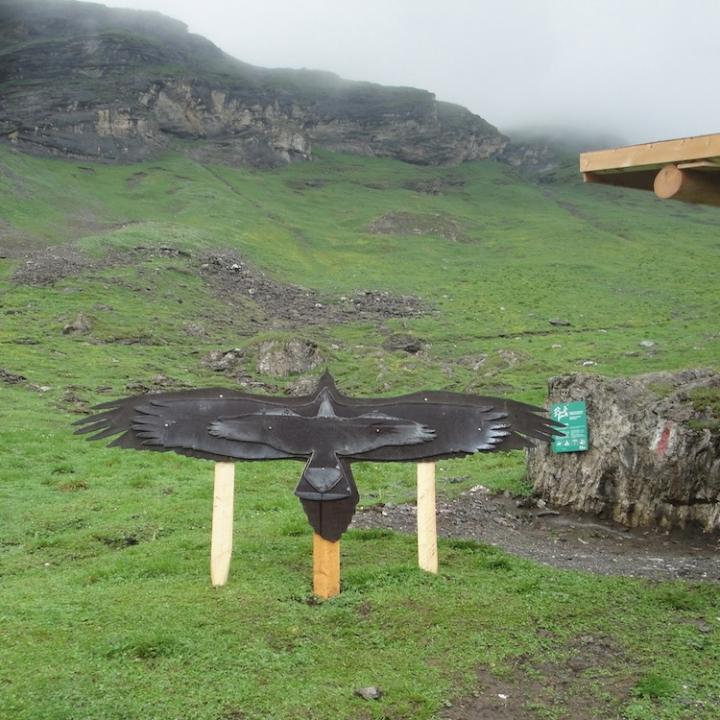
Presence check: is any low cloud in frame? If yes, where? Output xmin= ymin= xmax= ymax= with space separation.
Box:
xmin=108 ymin=0 xmax=720 ymax=145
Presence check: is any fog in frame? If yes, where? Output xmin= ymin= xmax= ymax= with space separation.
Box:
xmin=107 ymin=0 xmax=720 ymax=147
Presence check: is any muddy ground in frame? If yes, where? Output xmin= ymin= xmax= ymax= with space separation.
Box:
xmin=353 ymin=484 xmax=720 ymax=582
xmin=441 ymin=639 xmax=637 ymax=720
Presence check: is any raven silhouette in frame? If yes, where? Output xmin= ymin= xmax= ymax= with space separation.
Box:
xmin=208 ymin=396 xmax=437 ymax=500
xmin=75 ymin=372 xmax=559 ymax=539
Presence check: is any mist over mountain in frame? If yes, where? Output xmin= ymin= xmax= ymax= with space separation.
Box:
xmin=0 ymin=0 xmax=511 ymax=167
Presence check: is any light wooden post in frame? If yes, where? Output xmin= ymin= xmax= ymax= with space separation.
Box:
xmin=417 ymin=461 xmax=438 ymax=573
xmin=312 ymin=533 xmax=340 ymax=599
xmin=210 ymin=462 xmax=235 ymax=587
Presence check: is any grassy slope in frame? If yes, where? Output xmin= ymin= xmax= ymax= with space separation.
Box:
xmin=1 ymin=145 xmax=719 ymax=719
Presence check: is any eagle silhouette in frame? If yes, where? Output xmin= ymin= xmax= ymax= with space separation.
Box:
xmin=75 ymin=372 xmax=559 ymax=539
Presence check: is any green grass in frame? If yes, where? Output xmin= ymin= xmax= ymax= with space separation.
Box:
xmin=1 ymin=145 xmax=719 ymax=719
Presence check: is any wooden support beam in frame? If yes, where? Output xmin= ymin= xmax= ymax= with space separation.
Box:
xmin=677 ymin=160 xmax=720 ymax=170
xmin=583 ymin=169 xmax=658 ymax=192
xmin=312 ymin=533 xmax=340 ymax=599
xmin=210 ymin=462 xmax=235 ymax=587
xmin=580 ymin=133 xmax=720 ymax=174
xmin=653 ymin=164 xmax=720 ymax=207
xmin=417 ymin=461 xmax=438 ymax=574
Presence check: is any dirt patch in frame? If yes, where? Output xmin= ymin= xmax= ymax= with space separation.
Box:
xmin=8 ymin=243 xmax=167 ymax=286
xmin=402 ymin=177 xmax=466 ymax=195
xmin=219 ymin=708 xmax=247 ymax=720
xmin=10 ymin=243 xmax=429 ymax=327
xmin=94 ymin=532 xmax=141 ymax=549
xmin=199 ymin=252 xmax=429 ymax=328
xmin=57 ymin=386 xmax=91 ymax=414
xmin=123 ymin=374 xmax=192 ymax=394
xmin=9 ymin=239 xmax=152 ymax=284
xmin=443 ymin=635 xmax=634 ymax=720
xmin=368 ymin=211 xmax=465 ymax=241
xmin=359 ymin=181 xmax=390 ymax=191
xmin=0 ymin=368 xmax=52 ymax=393
xmin=1 ymin=368 xmax=27 ymax=384
xmin=352 ymin=486 xmax=720 ymax=582
xmin=382 ymin=334 xmax=428 ymax=354
xmin=11 ymin=244 xmax=95 ymax=284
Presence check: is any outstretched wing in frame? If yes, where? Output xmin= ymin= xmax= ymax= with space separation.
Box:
xmin=73 ymin=388 xmax=315 ymax=462
xmin=208 ymin=410 xmax=436 ymax=457
xmin=340 ymin=393 xmax=560 ymax=462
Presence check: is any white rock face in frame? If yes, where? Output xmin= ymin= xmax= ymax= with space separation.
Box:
xmin=527 ymin=369 xmax=720 ymax=532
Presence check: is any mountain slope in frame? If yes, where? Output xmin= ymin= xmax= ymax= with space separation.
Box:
xmin=2 ymin=144 xmax=719 ymax=399
xmin=0 ymin=0 xmax=505 ymax=165
xmin=1 ymin=146 xmax=720 ymax=720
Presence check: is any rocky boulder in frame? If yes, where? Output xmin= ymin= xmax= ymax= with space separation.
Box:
xmin=62 ymin=312 xmax=92 ymax=335
xmin=256 ymin=339 xmax=323 ymax=377
xmin=203 ymin=348 xmax=245 ymax=374
xmin=527 ymin=369 xmax=720 ymax=533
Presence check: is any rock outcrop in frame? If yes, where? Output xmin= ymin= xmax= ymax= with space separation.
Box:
xmin=256 ymin=339 xmax=322 ymax=377
xmin=527 ymin=370 xmax=720 ymax=533
xmin=0 ymin=0 xmax=507 ymax=167
xmin=498 ymin=141 xmax=561 ymax=173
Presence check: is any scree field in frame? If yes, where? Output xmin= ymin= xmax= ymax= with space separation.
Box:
xmin=1 ymin=145 xmax=719 ymax=719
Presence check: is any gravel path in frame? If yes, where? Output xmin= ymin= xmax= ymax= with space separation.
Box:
xmin=352 ymin=485 xmax=720 ymax=582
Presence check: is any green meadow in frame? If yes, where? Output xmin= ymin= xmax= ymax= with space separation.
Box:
xmin=1 ymin=144 xmax=719 ymax=719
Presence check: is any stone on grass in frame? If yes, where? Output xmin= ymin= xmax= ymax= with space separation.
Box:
xmin=285 ymin=376 xmax=318 ymax=396
xmin=256 ymin=339 xmax=322 ymax=377
xmin=204 ymin=348 xmax=245 ymax=373
xmin=62 ymin=312 xmax=92 ymax=335
xmin=355 ymin=687 xmax=383 ymax=701
xmin=0 ymin=368 xmax=26 ymax=384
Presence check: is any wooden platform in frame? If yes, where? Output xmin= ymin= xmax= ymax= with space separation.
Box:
xmin=580 ymin=133 xmax=720 ymax=207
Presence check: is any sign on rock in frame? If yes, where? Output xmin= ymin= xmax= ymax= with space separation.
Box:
xmin=551 ymin=401 xmax=589 ymax=453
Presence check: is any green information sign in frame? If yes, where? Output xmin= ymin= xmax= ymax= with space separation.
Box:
xmin=550 ymin=401 xmax=589 ymax=453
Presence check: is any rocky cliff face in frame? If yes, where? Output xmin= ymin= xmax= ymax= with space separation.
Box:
xmin=0 ymin=0 xmax=507 ymax=167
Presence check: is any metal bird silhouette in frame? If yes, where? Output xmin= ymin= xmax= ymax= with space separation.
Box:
xmin=74 ymin=372 xmax=560 ymax=540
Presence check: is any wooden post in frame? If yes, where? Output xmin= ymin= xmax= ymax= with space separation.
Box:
xmin=417 ymin=461 xmax=438 ymax=573
xmin=312 ymin=533 xmax=340 ymax=599
xmin=210 ymin=462 xmax=235 ymax=587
